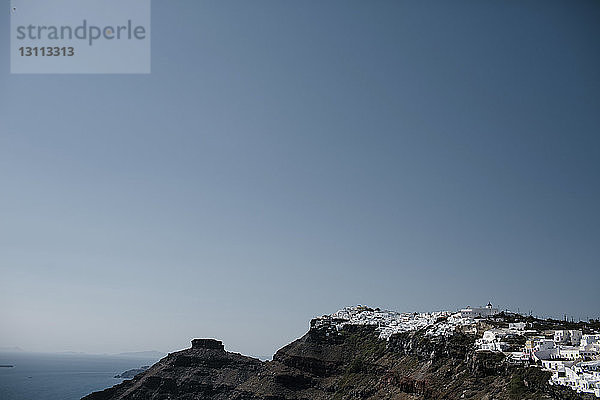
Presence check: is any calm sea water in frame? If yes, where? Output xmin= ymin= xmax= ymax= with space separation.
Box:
xmin=0 ymin=352 xmax=159 ymax=400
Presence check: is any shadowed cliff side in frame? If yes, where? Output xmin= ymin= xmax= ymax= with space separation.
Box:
xmin=82 ymin=325 xmax=595 ymax=400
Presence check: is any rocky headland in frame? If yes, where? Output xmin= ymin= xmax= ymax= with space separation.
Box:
xmin=114 ymin=366 xmax=150 ymax=379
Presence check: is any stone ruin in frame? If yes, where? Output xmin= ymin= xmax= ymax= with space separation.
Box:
xmin=191 ymin=339 xmax=224 ymax=350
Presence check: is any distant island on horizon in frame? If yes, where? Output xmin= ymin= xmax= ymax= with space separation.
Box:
xmin=0 ymin=349 xmax=166 ymax=359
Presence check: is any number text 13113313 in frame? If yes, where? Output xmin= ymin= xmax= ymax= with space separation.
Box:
xmin=19 ymin=47 xmax=75 ymax=56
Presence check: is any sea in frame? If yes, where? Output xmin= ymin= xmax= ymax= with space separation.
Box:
xmin=0 ymin=352 xmax=161 ymax=400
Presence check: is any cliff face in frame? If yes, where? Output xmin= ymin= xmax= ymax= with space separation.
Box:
xmin=83 ymin=326 xmax=593 ymax=400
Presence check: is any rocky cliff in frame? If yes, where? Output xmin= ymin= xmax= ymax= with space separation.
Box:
xmin=83 ymin=320 xmax=595 ymax=400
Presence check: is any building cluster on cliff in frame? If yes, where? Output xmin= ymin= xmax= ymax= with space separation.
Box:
xmin=314 ymin=304 xmax=600 ymax=397
xmin=321 ymin=303 xmax=498 ymax=340
xmin=473 ymin=320 xmax=600 ymax=397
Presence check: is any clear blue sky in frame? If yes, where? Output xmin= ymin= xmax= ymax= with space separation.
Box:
xmin=1 ymin=1 xmax=599 ymax=358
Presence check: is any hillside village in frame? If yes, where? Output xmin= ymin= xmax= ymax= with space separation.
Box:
xmin=313 ymin=304 xmax=600 ymax=397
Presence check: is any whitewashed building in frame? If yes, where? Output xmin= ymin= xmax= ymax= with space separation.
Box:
xmin=554 ymin=330 xmax=583 ymax=346
xmin=509 ymin=322 xmax=527 ymax=331
xmin=460 ymin=303 xmax=499 ymax=319
xmin=582 ymin=334 xmax=600 ymax=347
xmin=476 ymin=329 xmax=510 ymax=352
